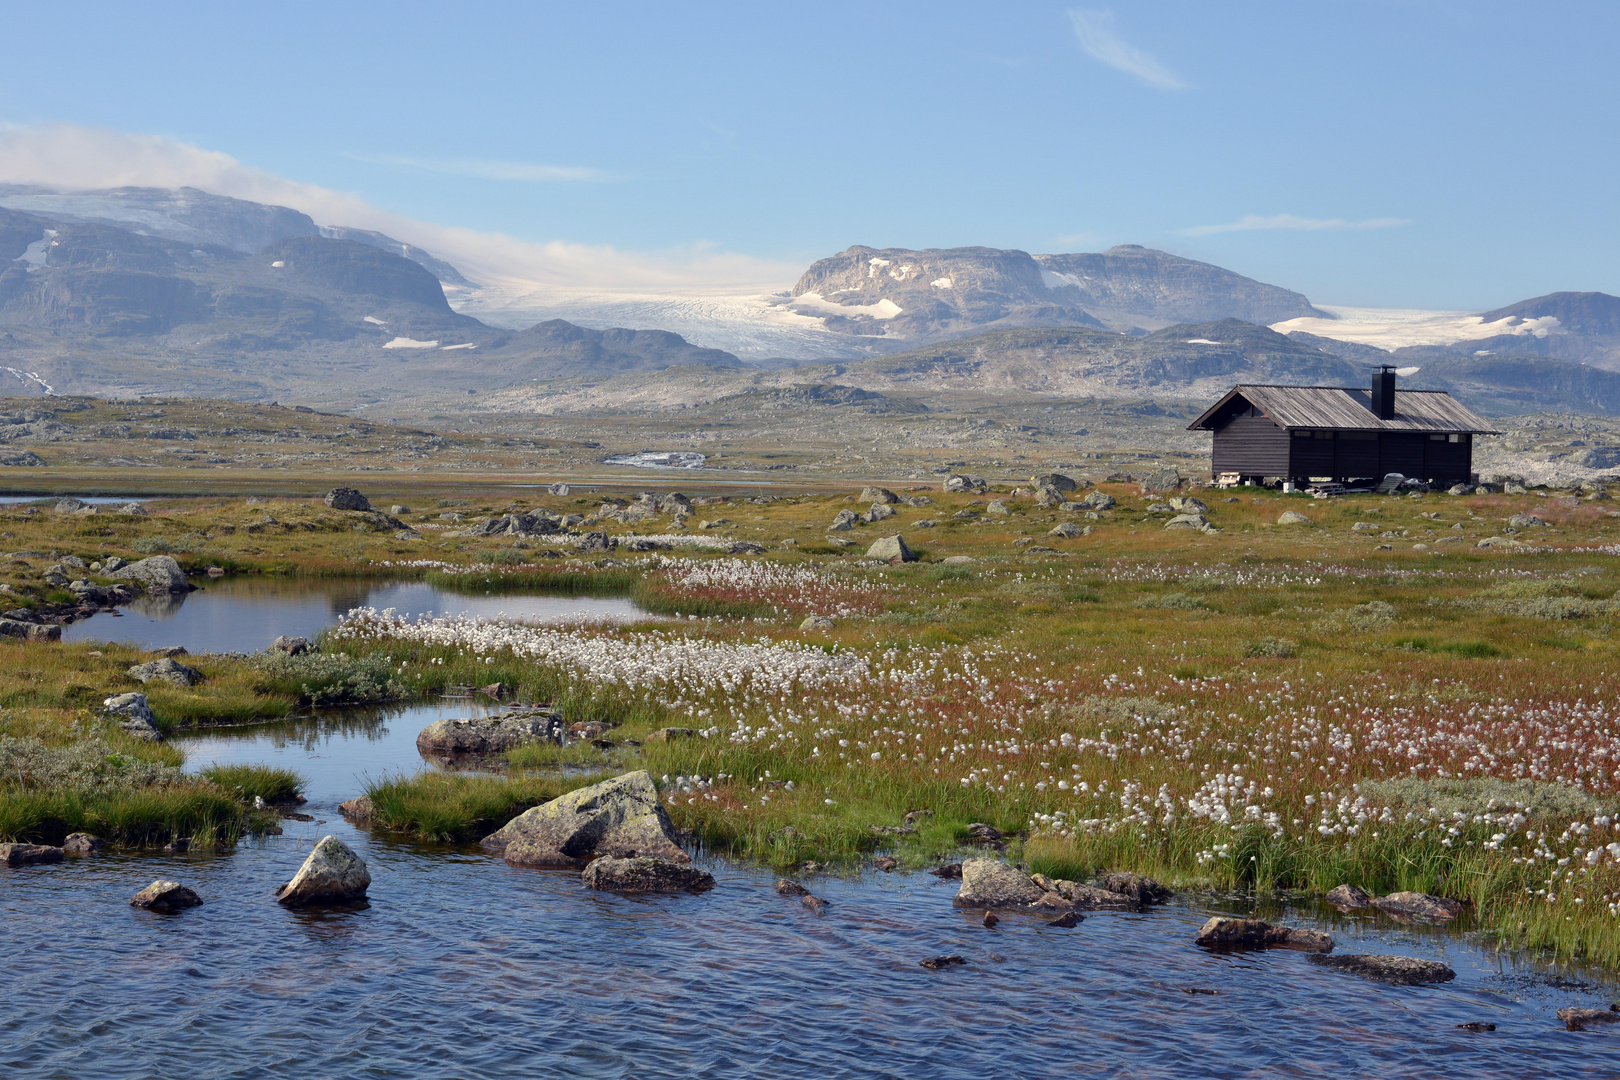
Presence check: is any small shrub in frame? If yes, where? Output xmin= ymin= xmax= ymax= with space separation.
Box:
xmin=1359 ymin=776 xmax=1610 ymax=819
xmin=1134 ymin=592 xmax=1208 ymax=610
xmin=1244 ymin=637 xmax=1297 ymax=658
xmin=246 ymin=649 xmax=408 ymax=706
xmin=1438 ymin=639 xmax=1505 ymax=658
xmin=1315 ymin=600 xmax=1396 ymax=633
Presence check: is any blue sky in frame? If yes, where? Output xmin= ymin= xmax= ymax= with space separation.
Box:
xmin=1 ymin=1 xmax=1614 ymax=308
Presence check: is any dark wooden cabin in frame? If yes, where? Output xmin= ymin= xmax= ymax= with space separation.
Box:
xmin=1187 ymin=367 xmax=1498 ymax=486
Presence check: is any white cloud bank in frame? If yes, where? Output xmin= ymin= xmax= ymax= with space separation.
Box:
xmin=1067 ymin=10 xmax=1185 ymax=90
xmin=0 ymin=122 xmax=795 ymax=295
xmin=1183 ymin=213 xmax=1409 ymax=237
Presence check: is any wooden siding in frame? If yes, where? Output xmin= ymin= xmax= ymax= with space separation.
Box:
xmin=1210 ymin=415 xmax=1291 ymax=476
xmin=1211 ymin=423 xmax=1475 ymax=482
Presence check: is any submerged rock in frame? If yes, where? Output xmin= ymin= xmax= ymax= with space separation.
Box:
xmin=276 ymin=835 xmax=371 ymax=906
xmin=802 ymin=894 xmax=829 ymax=915
xmin=920 ymin=955 xmax=967 ymax=970
xmin=774 ymin=879 xmax=810 ymax=897
xmin=1558 ymin=1006 xmax=1620 ymax=1032
xmin=932 ymin=863 xmax=963 ymax=879
xmin=1047 ymin=911 xmax=1083 ymax=928
xmin=1194 ymin=917 xmax=1333 ymax=953
xmin=482 ymin=770 xmax=687 ymax=867
xmin=127 ymin=658 xmax=204 ymax=688
xmin=416 ymin=710 xmax=564 ymax=757
xmin=581 ymin=855 xmax=714 ymax=894
xmin=1306 ymin=953 xmax=1455 ymax=985
xmin=338 ymin=796 xmax=375 ymax=822
xmin=1097 ymin=872 xmax=1171 ymax=908
xmin=1370 ymin=892 xmax=1464 ymax=924
xmin=1 ymin=843 xmax=63 ymax=867
xmin=130 ymin=880 xmax=202 ymax=911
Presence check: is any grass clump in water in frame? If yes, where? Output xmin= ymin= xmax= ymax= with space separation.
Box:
xmin=247 ymin=648 xmax=408 ymax=706
xmin=362 ymin=771 xmax=610 ymax=842
xmin=199 ymin=763 xmax=306 ymax=802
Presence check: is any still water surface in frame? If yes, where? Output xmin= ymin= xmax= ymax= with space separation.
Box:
xmin=5 ymin=705 xmax=1620 ymax=1077
xmin=62 ymin=577 xmax=646 ymax=653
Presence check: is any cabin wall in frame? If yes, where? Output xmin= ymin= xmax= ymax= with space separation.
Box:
xmin=1279 ymin=430 xmax=1474 ymax=483
xmin=1211 ymin=416 xmax=1291 ymax=476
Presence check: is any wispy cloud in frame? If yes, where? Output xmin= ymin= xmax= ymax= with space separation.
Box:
xmin=352 ymin=154 xmax=615 ymax=183
xmin=1182 ymin=213 xmax=1410 ymax=237
xmin=1067 ymin=10 xmax=1184 ymax=90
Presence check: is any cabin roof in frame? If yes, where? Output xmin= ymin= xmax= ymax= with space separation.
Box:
xmin=1187 ymin=384 xmax=1501 ymax=435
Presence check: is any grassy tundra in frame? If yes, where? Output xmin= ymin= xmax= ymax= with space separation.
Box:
xmin=4 ymin=479 xmax=1620 ymax=969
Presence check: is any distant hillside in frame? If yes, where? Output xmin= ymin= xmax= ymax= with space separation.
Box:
xmin=1404 ymin=354 xmax=1620 ymax=417
xmin=1479 ymin=291 xmax=1620 ymax=336
xmin=1034 ymin=245 xmax=1325 ymax=325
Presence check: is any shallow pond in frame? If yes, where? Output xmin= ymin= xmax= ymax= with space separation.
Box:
xmin=62 ymin=577 xmax=646 ymax=653
xmin=3 ymin=704 xmax=1620 ymax=1077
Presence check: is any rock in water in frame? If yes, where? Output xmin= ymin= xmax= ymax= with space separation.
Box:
xmin=62 ymin=833 xmax=104 ymax=854
xmin=920 ymin=955 xmax=967 ymax=970
xmin=127 ymin=658 xmax=204 ymax=687
xmin=1194 ymin=917 xmax=1334 ymax=953
xmin=1558 ymin=1006 xmax=1620 ymax=1031
xmin=1048 ymin=911 xmax=1083 ymax=928
xmin=1 ymin=843 xmax=63 ymax=867
xmin=802 ymin=894 xmax=829 ymax=915
xmin=954 ymin=858 xmax=1046 ymax=908
xmin=324 ymin=488 xmax=371 ymax=512
xmin=581 ymin=855 xmax=714 ymax=894
xmin=101 ymin=693 xmax=162 ymax=741
xmin=1306 ymin=953 xmax=1455 ymax=985
xmin=108 ymin=555 xmax=192 ymax=594
xmin=982 ymin=910 xmax=1000 ymax=928
xmin=1326 ymin=884 xmax=1374 ymax=911
xmin=275 ymin=835 xmax=371 ymax=906
xmin=339 ymin=796 xmax=374 ymax=822
xmin=130 ymin=879 xmax=202 ymax=911
xmin=865 ymin=535 xmax=917 ymax=563
xmin=1370 ymin=891 xmax=1464 ymax=924
xmin=415 ymin=710 xmax=564 ymax=757
xmin=774 ymin=879 xmax=811 ymax=897
xmin=1097 ymin=872 xmax=1171 ymax=908
xmin=481 ymin=770 xmax=687 ymax=867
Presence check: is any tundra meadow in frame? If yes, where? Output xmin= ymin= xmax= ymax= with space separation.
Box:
xmin=6 ymin=479 xmax=1620 ymax=969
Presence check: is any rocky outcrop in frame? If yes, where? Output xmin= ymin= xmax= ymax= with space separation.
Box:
xmin=130 ymin=879 xmax=202 ymax=911
xmin=108 ymin=555 xmax=192 ymax=594
xmin=954 ymin=859 xmax=1047 ymax=907
xmin=866 ymin=535 xmax=917 ymax=563
xmin=581 ymin=855 xmax=714 ymax=894
xmin=462 ymin=512 xmax=561 ymax=538
xmin=1306 ymin=953 xmax=1456 ymax=985
xmin=127 ymin=658 xmax=204 ymax=687
xmin=101 ymin=693 xmax=162 ymax=741
xmin=324 ymin=487 xmax=371 ymax=511
xmin=481 ymin=770 xmax=687 ymax=867
xmin=1370 ymin=891 xmax=1464 ymax=924
xmin=415 ymin=710 xmax=563 ymax=757
xmin=0 ymin=618 xmax=61 ymax=642
xmin=1 ymin=842 xmax=63 ymax=866
xmin=275 ymin=835 xmax=371 ymax=906
xmin=1194 ymin=917 xmax=1333 ymax=953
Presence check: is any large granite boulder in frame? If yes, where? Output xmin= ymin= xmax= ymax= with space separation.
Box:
xmin=481 ymin=770 xmax=687 ymax=867
xmin=830 ymin=509 xmax=858 ymax=531
xmin=324 ymin=488 xmax=371 ymax=512
xmin=130 ymin=880 xmax=202 ymax=911
xmin=581 ymin=855 xmax=715 ymax=894
xmin=102 ymin=693 xmax=162 ymax=741
xmin=276 ymin=835 xmax=371 ymax=906
xmin=1032 ymin=473 xmax=1078 ymax=493
xmin=127 ymin=658 xmax=204 ymax=688
xmin=866 ymin=535 xmax=917 ymax=563
xmin=859 ymin=486 xmax=899 ymax=504
xmin=944 ymin=474 xmax=987 ymax=494
xmin=108 ymin=556 xmax=192 ymax=594
xmin=1276 ymin=511 xmax=1312 ymax=526
xmin=416 ymin=710 xmax=564 ymax=757
xmin=953 ymin=858 xmax=1046 ymax=907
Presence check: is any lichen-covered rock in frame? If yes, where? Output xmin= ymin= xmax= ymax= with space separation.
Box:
xmin=108 ymin=555 xmax=192 ymax=594
xmin=338 ymin=796 xmax=374 ymax=822
xmin=1032 ymin=473 xmax=1078 ymax=493
xmin=415 ymin=710 xmax=563 ymax=757
xmin=324 ymin=487 xmax=371 ymax=512
xmin=1277 ymin=511 xmax=1312 ymax=526
xmin=954 ymin=858 xmax=1045 ymax=907
xmin=866 ymin=535 xmax=917 ymax=563
xmin=1194 ymin=917 xmax=1333 ymax=953
xmin=862 ymin=503 xmax=896 ymax=523
xmin=1097 ymin=872 xmax=1171 ymax=908
xmin=944 ymin=474 xmax=987 ymax=494
xmin=986 ymin=500 xmax=1012 ymax=516
xmin=130 ymin=880 xmax=202 ymax=911
xmin=859 ymin=486 xmax=899 ymax=504
xmin=581 ymin=855 xmax=715 ymax=894
xmin=101 ymin=693 xmax=162 ymax=741
xmin=272 ymin=635 xmax=310 ymax=655
xmin=1082 ymin=491 xmax=1116 ymax=511
xmin=1139 ymin=467 xmax=1184 ymax=493
xmin=1326 ymin=884 xmax=1374 ymax=911
xmin=1 ymin=843 xmax=63 ymax=867
xmin=276 ymin=835 xmax=370 ymax=906
xmin=1507 ymin=514 xmax=1545 ymax=529
xmin=481 ymin=770 xmax=687 ymax=866
xmin=1034 ymin=485 xmax=1065 ymax=508
xmin=1370 ymin=891 xmax=1464 ymax=924
xmin=1307 ymin=953 xmax=1455 ymax=985
xmin=63 ymin=833 xmax=105 ymax=854
xmin=800 ymin=616 xmax=835 ymax=630
xmin=830 ymin=508 xmax=858 ymax=531
xmin=127 ymin=658 xmax=204 ymax=687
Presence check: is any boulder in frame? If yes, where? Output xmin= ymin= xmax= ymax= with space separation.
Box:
xmin=549 ymin=483 xmax=571 ymax=496
xmin=1507 ymin=514 xmax=1545 ymax=529
xmin=986 ymin=500 xmax=1011 ymax=516
xmin=464 ymin=512 xmax=562 ymax=538
xmin=866 ymin=535 xmax=917 ymax=563
xmin=1306 ymin=953 xmax=1456 ymax=985
xmin=581 ymin=855 xmax=715 ymax=893
xmin=1277 ymin=511 xmax=1312 ymax=526
xmin=1049 ymin=522 xmax=1086 ymax=538
xmin=859 ymin=486 xmax=899 ymax=504
xmin=272 ymin=635 xmax=310 ymax=655
xmin=108 ymin=556 xmax=192 ymax=594
xmin=1194 ymin=917 xmax=1333 ymax=952
xmin=338 ymin=796 xmax=375 ymax=822
xmin=481 ymin=770 xmax=687 ymax=866
xmin=101 ymin=693 xmax=162 ymax=741
xmin=943 ymin=474 xmax=987 ymax=494
xmin=727 ymin=541 xmax=766 ymax=555
xmin=150 ymin=646 xmax=189 ymax=658
xmin=800 ymin=616 xmax=836 ymax=631
xmin=1164 ymin=513 xmax=1207 ymax=531
xmin=954 ymin=858 xmax=1046 ymax=907
xmin=416 ymin=710 xmax=564 ymax=757
xmin=127 ymin=658 xmax=204 ymax=688
xmin=1031 ymin=473 xmax=1078 ymax=493
xmin=578 ymin=531 xmax=616 ymax=554
xmin=1139 ymin=467 xmax=1184 ymax=493
xmin=862 ymin=503 xmax=896 ymax=523
xmin=54 ymin=497 xmax=87 ymax=514
xmin=1097 ymin=872 xmax=1171 ymax=907
xmin=102 ymin=556 xmax=127 ymax=573
xmin=0 ymin=618 xmax=59 ymax=642
xmin=1081 ymin=491 xmax=1116 ymax=511
xmin=1 ymin=842 xmax=63 ymax=867
xmin=1558 ymin=1006 xmax=1620 ymax=1032
xmin=62 ymin=832 xmax=105 ymax=855
xmin=920 ymin=955 xmax=967 ymax=970
xmin=830 ymin=508 xmax=858 ymax=531
xmin=1370 ymin=891 xmax=1464 ymax=924
xmin=1168 ymin=496 xmax=1209 ymax=514
xmin=275 ymin=835 xmax=371 ymax=906
xmin=130 ymin=880 xmax=202 ymax=912
xmin=1477 ymin=536 xmax=1527 ymax=549
xmin=1352 ymin=522 xmax=1380 ymax=533
xmin=1326 ymin=884 xmax=1373 ymax=911
xmin=1033 ymin=485 xmax=1065 ymax=508
xmin=775 ymin=879 xmax=811 ymax=897
xmin=323 ymin=488 xmax=372 ymax=512
xmin=1447 ymin=483 xmax=1471 ymax=496
xmin=389 ymin=504 xmax=412 ymax=515
xmin=643 ymin=727 xmax=697 ymax=743
xmin=802 ymin=894 xmax=829 ymax=915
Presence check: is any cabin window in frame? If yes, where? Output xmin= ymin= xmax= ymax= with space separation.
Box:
xmin=1430 ymin=434 xmax=1446 ymax=442
xmin=1449 ymin=433 xmax=1466 ymax=444
xmin=1314 ymin=430 xmax=1333 ymax=440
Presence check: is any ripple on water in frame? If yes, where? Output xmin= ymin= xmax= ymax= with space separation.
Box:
xmin=4 ymin=710 xmax=1620 ymax=1077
